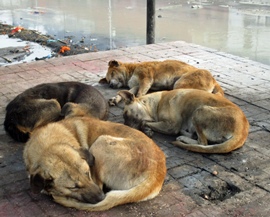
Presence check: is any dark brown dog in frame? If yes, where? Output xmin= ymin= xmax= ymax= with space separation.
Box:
xmin=4 ymin=82 xmax=108 ymax=142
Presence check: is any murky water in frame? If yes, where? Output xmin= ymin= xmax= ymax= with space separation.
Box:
xmin=0 ymin=0 xmax=270 ymax=65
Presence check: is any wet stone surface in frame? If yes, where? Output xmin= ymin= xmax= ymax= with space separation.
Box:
xmin=0 ymin=41 xmax=270 ymax=216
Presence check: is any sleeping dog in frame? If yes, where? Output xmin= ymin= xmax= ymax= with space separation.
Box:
xmin=4 ymin=82 xmax=108 ymax=142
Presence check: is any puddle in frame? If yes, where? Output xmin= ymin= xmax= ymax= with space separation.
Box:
xmin=0 ymin=0 xmax=270 ymax=65
xmin=0 ymin=35 xmax=52 ymax=66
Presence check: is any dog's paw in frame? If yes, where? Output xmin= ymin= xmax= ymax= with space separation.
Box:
xmin=41 ymin=189 xmax=51 ymax=195
xmin=143 ymin=126 xmax=154 ymax=138
xmin=141 ymin=121 xmax=154 ymax=137
xmin=176 ymin=136 xmax=198 ymax=144
xmin=108 ymin=98 xmax=117 ymax=106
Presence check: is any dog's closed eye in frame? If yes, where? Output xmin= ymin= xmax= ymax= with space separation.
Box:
xmin=67 ymin=183 xmax=82 ymax=190
xmin=85 ymin=171 xmax=90 ymax=178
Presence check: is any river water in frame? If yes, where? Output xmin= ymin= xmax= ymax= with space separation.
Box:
xmin=0 ymin=0 xmax=270 ymax=65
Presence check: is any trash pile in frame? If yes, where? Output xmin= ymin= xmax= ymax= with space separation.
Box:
xmin=0 ymin=46 xmax=27 ymax=63
xmin=0 ymin=23 xmax=94 ymax=65
xmin=0 ymin=45 xmax=32 ymax=64
xmin=0 ymin=34 xmax=53 ymax=66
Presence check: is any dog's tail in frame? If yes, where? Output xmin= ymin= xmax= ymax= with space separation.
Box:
xmin=171 ymin=134 xmax=248 ymax=154
xmin=53 ymin=169 xmax=166 ymax=211
xmin=4 ymin=119 xmax=29 ymax=142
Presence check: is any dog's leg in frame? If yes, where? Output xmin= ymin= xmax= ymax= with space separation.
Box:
xmin=145 ymin=121 xmax=179 ymax=136
xmin=129 ymin=85 xmax=140 ymax=95
xmin=179 ymin=130 xmax=193 ymax=138
xmin=191 ymin=105 xmax=238 ymax=146
xmin=32 ymin=99 xmax=61 ymax=129
xmin=194 ymin=125 xmax=208 ymax=145
xmin=137 ymin=79 xmax=153 ymax=97
xmin=173 ymin=70 xmax=216 ymax=93
xmin=142 ymin=125 xmax=154 ymax=137
xmin=212 ymin=82 xmax=224 ymax=96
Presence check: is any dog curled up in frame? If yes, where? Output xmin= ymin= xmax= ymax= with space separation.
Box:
xmin=118 ymin=89 xmax=249 ymax=154
xmin=4 ymin=82 xmax=108 ymax=142
xmin=99 ymin=59 xmax=224 ymax=106
xmin=23 ymin=116 xmax=167 ymax=211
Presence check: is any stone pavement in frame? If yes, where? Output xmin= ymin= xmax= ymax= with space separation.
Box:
xmin=0 ymin=41 xmax=270 ymax=217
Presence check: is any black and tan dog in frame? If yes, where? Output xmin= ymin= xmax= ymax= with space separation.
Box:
xmin=4 ymin=82 xmax=108 ymax=142
xmin=118 ymin=89 xmax=249 ymax=154
xmin=99 ymin=59 xmax=224 ymax=105
xmin=23 ymin=116 xmax=167 ymax=211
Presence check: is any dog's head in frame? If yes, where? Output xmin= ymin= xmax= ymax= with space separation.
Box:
xmin=118 ymin=90 xmax=153 ymax=130
xmin=24 ymin=142 xmax=105 ymax=204
xmin=99 ymin=60 xmax=127 ymax=88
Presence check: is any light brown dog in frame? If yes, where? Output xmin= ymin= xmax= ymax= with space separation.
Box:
xmin=99 ymin=59 xmax=224 ymax=105
xmin=118 ymin=89 xmax=249 ymax=154
xmin=23 ymin=116 xmax=167 ymax=211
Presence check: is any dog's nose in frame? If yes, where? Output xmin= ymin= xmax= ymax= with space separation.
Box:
xmin=96 ymin=192 xmax=105 ymax=202
xmin=82 ymin=191 xmax=105 ymax=204
xmin=109 ymin=83 xmax=114 ymax=88
xmin=82 ymin=184 xmax=105 ymax=204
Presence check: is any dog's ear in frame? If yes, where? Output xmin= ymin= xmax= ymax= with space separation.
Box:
xmin=30 ymin=173 xmax=54 ymax=194
xmin=78 ymin=148 xmax=95 ymax=166
xmin=108 ymin=60 xmax=120 ymax=67
xmin=118 ymin=90 xmax=135 ymax=105
xmin=30 ymin=174 xmax=45 ymax=193
xmin=60 ymin=102 xmax=74 ymax=117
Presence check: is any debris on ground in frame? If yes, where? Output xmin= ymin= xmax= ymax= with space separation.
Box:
xmin=0 ymin=46 xmax=31 ymax=64
xmin=58 ymin=46 xmax=71 ymax=55
xmin=35 ymin=54 xmax=54 ymax=61
xmin=0 ymin=23 xmax=93 ymax=58
xmin=11 ymin=26 xmax=25 ymax=34
xmin=0 ymin=34 xmax=53 ymax=66
xmin=31 ymin=11 xmax=44 ymax=14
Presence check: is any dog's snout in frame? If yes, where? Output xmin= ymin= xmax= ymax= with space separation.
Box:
xmin=83 ymin=191 xmax=105 ymax=204
xmin=82 ymin=184 xmax=105 ymax=204
xmin=96 ymin=191 xmax=105 ymax=202
xmin=109 ymin=83 xmax=115 ymax=88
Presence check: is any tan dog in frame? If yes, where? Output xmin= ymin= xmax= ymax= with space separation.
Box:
xmin=99 ymin=60 xmax=224 ymax=105
xmin=118 ymin=89 xmax=249 ymax=154
xmin=23 ymin=117 xmax=166 ymax=211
